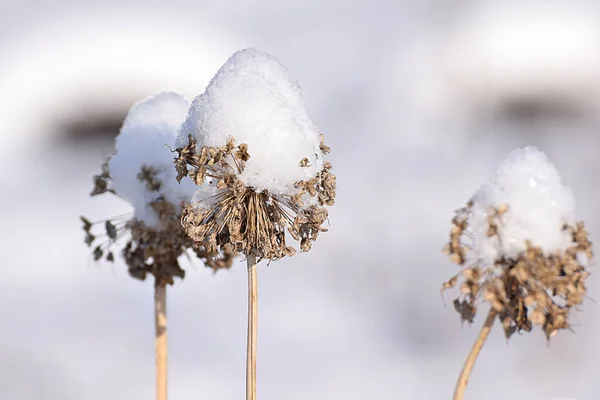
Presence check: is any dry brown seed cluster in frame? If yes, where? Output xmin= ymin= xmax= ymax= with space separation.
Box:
xmin=90 ymin=161 xmax=113 ymax=196
xmin=82 ymin=164 xmax=233 ymax=286
xmin=442 ymin=202 xmax=592 ymax=340
xmin=175 ymin=134 xmax=336 ymax=261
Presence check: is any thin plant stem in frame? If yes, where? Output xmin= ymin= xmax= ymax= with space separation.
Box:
xmin=246 ymin=254 xmax=258 ymax=400
xmin=453 ymin=308 xmax=496 ymax=400
xmin=155 ymin=283 xmax=168 ymax=400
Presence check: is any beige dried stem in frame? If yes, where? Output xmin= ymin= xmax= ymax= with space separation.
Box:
xmin=442 ymin=203 xmax=593 ymax=400
xmin=176 ymin=134 xmax=336 ymax=400
xmin=155 ymin=282 xmax=168 ymax=400
xmin=82 ymin=164 xmax=234 ymax=400
xmin=246 ymin=253 xmax=258 ymax=400
xmin=453 ymin=308 xmax=496 ymax=400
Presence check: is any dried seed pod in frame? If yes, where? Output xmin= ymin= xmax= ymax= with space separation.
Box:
xmin=105 ymin=221 xmax=117 ymax=240
xmin=82 ymin=163 xmax=234 ymax=284
xmin=442 ymin=148 xmax=593 ymax=342
xmin=84 ymin=232 xmax=95 ymax=247
xmin=177 ymin=136 xmax=335 ymax=262
xmin=442 ymin=201 xmax=592 ymax=341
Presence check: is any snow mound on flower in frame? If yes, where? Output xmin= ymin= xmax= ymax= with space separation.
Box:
xmin=109 ymin=92 xmax=196 ymax=227
xmin=470 ymin=147 xmax=576 ymax=264
xmin=178 ymin=47 xmax=323 ymax=197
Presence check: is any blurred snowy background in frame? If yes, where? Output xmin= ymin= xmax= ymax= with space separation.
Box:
xmin=2 ymin=0 xmax=600 ymax=399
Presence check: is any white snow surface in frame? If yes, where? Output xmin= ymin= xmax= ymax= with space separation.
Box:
xmin=178 ymin=47 xmax=323 ymax=200
xmin=469 ymin=146 xmax=577 ymax=264
xmin=109 ymin=92 xmax=197 ymax=227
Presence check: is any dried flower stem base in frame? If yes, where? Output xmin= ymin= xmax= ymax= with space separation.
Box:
xmin=246 ymin=254 xmax=258 ymax=400
xmin=453 ymin=309 xmax=496 ymax=400
xmin=155 ymin=283 xmax=168 ymax=400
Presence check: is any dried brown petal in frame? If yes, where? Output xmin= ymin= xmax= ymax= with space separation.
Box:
xmin=442 ymin=276 xmax=458 ymax=292
xmin=453 ymin=299 xmax=476 ymax=324
xmin=93 ymin=246 xmax=103 ymax=261
xmin=85 ymin=232 xmax=95 ymax=247
xmin=319 ymin=133 xmax=330 ymax=154
xmin=105 ymin=221 xmax=117 ymax=240
xmin=81 ymin=216 xmax=93 ymax=232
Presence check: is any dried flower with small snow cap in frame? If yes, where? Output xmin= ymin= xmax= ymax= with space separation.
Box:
xmin=81 ymin=92 xmax=234 ymax=283
xmin=443 ymin=146 xmax=593 ymax=400
xmin=443 ymin=146 xmax=592 ymax=339
xmin=81 ymin=92 xmax=234 ymax=400
xmin=176 ymin=48 xmax=336 ymax=262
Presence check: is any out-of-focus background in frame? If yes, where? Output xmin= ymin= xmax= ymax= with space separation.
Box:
xmin=2 ymin=1 xmax=600 ymax=399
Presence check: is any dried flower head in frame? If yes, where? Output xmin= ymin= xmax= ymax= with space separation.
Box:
xmin=82 ymin=92 xmax=233 ymax=285
xmin=442 ymin=147 xmax=592 ymax=340
xmin=177 ymin=134 xmax=335 ymax=261
xmin=175 ymin=48 xmax=336 ymax=261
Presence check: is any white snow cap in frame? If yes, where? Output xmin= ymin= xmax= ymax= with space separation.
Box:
xmin=109 ymin=92 xmax=196 ymax=227
xmin=470 ymin=147 xmax=576 ymax=264
xmin=178 ymin=47 xmax=323 ymax=198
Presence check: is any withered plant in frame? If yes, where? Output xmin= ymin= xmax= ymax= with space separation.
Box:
xmin=175 ymin=134 xmax=336 ymax=400
xmin=442 ymin=202 xmax=592 ymax=400
xmin=82 ymin=162 xmax=233 ymax=400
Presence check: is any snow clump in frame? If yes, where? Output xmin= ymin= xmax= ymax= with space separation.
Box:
xmin=177 ymin=47 xmax=323 ymax=199
xmin=469 ymin=146 xmax=576 ymax=264
xmin=109 ymin=92 xmax=196 ymax=226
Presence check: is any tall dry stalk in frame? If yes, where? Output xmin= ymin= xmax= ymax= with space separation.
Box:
xmin=453 ymin=309 xmax=496 ymax=400
xmin=155 ymin=283 xmax=168 ymax=400
xmin=177 ymin=133 xmax=336 ymax=400
xmin=81 ymin=93 xmax=237 ymax=400
xmin=246 ymin=254 xmax=258 ymax=400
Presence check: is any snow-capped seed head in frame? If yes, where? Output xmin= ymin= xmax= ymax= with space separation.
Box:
xmin=175 ymin=48 xmax=336 ymax=261
xmin=177 ymin=135 xmax=335 ymax=261
xmin=177 ymin=47 xmax=324 ymax=197
xmin=470 ymin=146 xmax=576 ymax=264
xmin=108 ymin=92 xmax=197 ymax=227
xmin=82 ymin=92 xmax=234 ymax=285
xmin=441 ymin=147 xmax=593 ymax=340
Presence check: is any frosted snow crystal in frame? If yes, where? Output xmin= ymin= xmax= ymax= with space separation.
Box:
xmin=470 ymin=147 xmax=576 ymax=264
xmin=109 ymin=92 xmax=196 ymax=227
xmin=178 ymin=47 xmax=323 ymax=198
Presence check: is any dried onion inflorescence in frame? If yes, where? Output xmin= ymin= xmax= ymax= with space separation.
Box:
xmin=442 ymin=147 xmax=593 ymax=341
xmin=81 ymin=92 xmax=234 ymax=285
xmin=82 ymin=163 xmax=234 ymax=286
xmin=176 ymin=134 xmax=336 ymax=261
xmin=443 ymin=203 xmax=592 ymax=340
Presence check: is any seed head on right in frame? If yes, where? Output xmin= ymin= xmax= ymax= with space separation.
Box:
xmin=443 ymin=147 xmax=593 ymax=340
